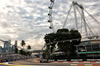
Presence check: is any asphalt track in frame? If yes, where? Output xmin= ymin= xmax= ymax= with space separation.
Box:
xmin=1 ymin=63 xmax=100 ymax=66
xmin=0 ymin=58 xmax=100 ymax=66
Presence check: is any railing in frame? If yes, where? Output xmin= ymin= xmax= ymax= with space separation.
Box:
xmin=0 ymin=55 xmax=33 ymax=62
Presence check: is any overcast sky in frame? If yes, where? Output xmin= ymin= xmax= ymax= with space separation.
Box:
xmin=0 ymin=0 xmax=100 ymax=50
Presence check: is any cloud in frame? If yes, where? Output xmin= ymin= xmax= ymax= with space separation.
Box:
xmin=0 ymin=0 xmax=99 ymax=50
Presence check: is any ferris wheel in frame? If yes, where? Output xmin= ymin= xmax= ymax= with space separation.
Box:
xmin=48 ymin=0 xmax=100 ymax=39
xmin=48 ymin=0 xmax=55 ymax=33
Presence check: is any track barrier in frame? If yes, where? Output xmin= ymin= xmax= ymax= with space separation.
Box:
xmin=50 ymin=61 xmax=100 ymax=63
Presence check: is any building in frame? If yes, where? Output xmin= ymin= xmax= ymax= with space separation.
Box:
xmin=4 ymin=40 xmax=11 ymax=53
xmin=0 ymin=40 xmax=18 ymax=53
xmin=12 ymin=40 xmax=17 ymax=52
xmin=12 ymin=45 xmax=15 ymax=52
xmin=75 ymin=39 xmax=100 ymax=58
xmin=15 ymin=40 xmax=17 ymax=48
xmin=0 ymin=46 xmax=2 ymax=53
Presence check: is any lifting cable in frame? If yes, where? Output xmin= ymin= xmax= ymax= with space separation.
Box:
xmin=84 ymin=9 xmax=100 ymax=26
xmin=85 ymin=16 xmax=97 ymax=37
xmin=75 ymin=6 xmax=94 ymax=37
xmin=83 ymin=8 xmax=99 ymax=37
xmin=63 ymin=4 xmax=73 ymax=28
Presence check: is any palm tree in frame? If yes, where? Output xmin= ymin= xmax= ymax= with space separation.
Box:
xmin=27 ymin=45 xmax=31 ymax=56
xmin=21 ymin=40 xmax=26 ymax=49
xmin=27 ymin=45 xmax=31 ymax=51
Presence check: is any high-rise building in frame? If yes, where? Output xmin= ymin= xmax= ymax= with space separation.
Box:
xmin=12 ymin=45 xmax=15 ymax=52
xmin=4 ymin=40 xmax=11 ymax=53
xmin=2 ymin=40 xmax=18 ymax=53
xmin=15 ymin=40 xmax=17 ymax=48
xmin=12 ymin=40 xmax=18 ymax=52
xmin=0 ymin=46 xmax=2 ymax=53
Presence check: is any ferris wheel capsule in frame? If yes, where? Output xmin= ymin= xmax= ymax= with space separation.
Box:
xmin=48 ymin=6 xmax=52 ymax=9
xmin=88 ymin=36 xmax=92 ymax=39
xmin=94 ymin=35 xmax=99 ymax=39
xmin=50 ymin=0 xmax=55 ymax=2
xmin=48 ymin=20 xmax=51 ymax=22
xmin=48 ymin=13 xmax=51 ymax=16
xmin=49 ymin=26 xmax=52 ymax=29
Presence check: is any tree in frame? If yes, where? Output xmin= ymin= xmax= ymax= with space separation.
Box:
xmin=21 ymin=40 xmax=26 ymax=49
xmin=27 ymin=52 xmax=32 ymax=56
xmin=44 ymin=28 xmax=81 ymax=57
xmin=70 ymin=29 xmax=81 ymax=56
xmin=27 ymin=45 xmax=31 ymax=51
xmin=27 ymin=45 xmax=32 ymax=56
xmin=44 ymin=33 xmax=56 ymax=58
xmin=56 ymin=29 xmax=72 ymax=56
xmin=20 ymin=49 xmax=24 ymax=55
xmin=15 ymin=48 xmax=18 ymax=54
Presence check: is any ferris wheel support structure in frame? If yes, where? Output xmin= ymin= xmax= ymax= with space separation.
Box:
xmin=73 ymin=2 xmax=78 ymax=30
xmin=48 ymin=1 xmax=99 ymax=39
xmin=72 ymin=1 xmax=99 ymax=39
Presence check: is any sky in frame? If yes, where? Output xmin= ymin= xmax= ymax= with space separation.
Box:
xmin=0 ymin=0 xmax=100 ymax=50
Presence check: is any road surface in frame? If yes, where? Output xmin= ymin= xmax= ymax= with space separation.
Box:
xmin=0 ymin=58 xmax=100 ymax=66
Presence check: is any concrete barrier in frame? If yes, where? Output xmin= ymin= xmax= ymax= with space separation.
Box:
xmin=50 ymin=61 xmax=100 ymax=63
xmin=70 ymin=64 xmax=100 ymax=66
